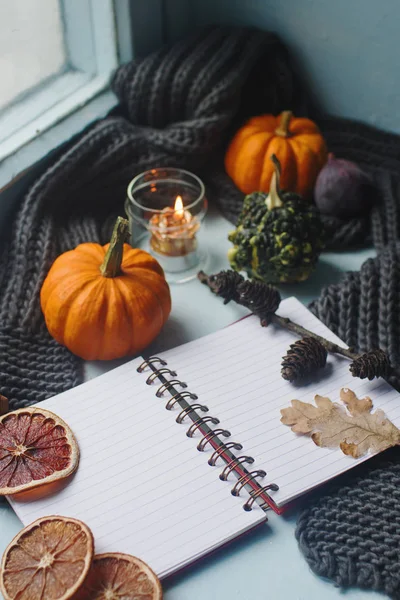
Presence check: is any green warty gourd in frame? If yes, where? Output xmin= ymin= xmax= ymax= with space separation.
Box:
xmin=228 ymin=155 xmax=325 ymax=284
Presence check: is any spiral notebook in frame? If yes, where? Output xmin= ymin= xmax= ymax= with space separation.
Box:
xmin=8 ymin=297 xmax=400 ymax=579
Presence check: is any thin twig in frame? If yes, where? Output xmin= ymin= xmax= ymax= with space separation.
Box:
xmin=271 ymin=314 xmax=357 ymax=360
xmin=199 ymin=270 xmax=359 ymax=361
xmin=198 ymin=271 xmax=208 ymax=284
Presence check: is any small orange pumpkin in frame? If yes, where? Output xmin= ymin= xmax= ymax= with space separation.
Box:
xmin=40 ymin=217 xmax=171 ymax=361
xmin=225 ymin=110 xmax=327 ymax=197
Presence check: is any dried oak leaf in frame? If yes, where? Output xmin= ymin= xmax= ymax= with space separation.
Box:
xmin=280 ymin=388 xmax=400 ymax=458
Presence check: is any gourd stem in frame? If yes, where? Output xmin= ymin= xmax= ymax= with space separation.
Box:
xmin=266 ymin=154 xmax=283 ymax=210
xmin=100 ymin=217 xmax=130 ymax=278
xmin=275 ymin=110 xmax=292 ymax=137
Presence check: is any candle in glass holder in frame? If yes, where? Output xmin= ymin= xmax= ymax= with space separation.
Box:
xmin=149 ymin=196 xmax=200 ymax=257
xmin=125 ymin=168 xmax=208 ymax=282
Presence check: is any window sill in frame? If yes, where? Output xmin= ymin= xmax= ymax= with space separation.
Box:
xmin=0 ymin=89 xmax=117 ymax=193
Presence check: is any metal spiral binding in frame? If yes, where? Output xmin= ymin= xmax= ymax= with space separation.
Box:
xmin=186 ymin=416 xmax=220 ymax=437
xmin=231 ymin=471 xmax=266 ymax=496
xmin=137 ymin=357 xmax=167 ymax=372
xmin=208 ymin=442 xmax=243 ymax=466
xmin=146 ymin=368 xmax=177 ymax=384
xmin=166 ymin=391 xmax=198 ymax=410
xmin=197 ymin=429 xmax=231 ymax=451
xmin=156 ymin=379 xmax=187 ymax=397
xmin=176 ymin=404 xmax=208 ymax=423
xmin=138 ymin=356 xmax=279 ymax=513
xmin=243 ymin=484 xmax=280 ymax=512
xmin=219 ymin=456 xmax=255 ymax=481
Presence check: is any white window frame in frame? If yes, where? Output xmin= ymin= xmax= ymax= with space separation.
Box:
xmin=0 ymin=0 xmax=167 ymax=195
xmin=0 ymin=0 xmax=118 ymax=163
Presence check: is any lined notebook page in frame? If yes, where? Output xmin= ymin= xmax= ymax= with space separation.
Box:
xmin=8 ymin=357 xmax=264 ymax=579
xmin=161 ymin=297 xmax=400 ymax=508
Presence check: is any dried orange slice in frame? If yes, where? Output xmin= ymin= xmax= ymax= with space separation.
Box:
xmin=75 ymin=553 xmax=163 ymax=599
xmin=0 ymin=407 xmax=79 ymax=495
xmin=0 ymin=515 xmax=94 ymax=600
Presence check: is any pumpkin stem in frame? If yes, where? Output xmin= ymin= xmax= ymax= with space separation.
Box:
xmin=100 ymin=217 xmax=130 ymax=278
xmin=266 ymin=154 xmax=284 ymax=210
xmin=275 ymin=110 xmax=293 ymax=137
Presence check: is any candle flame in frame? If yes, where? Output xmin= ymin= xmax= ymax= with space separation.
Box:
xmin=174 ymin=195 xmax=184 ymax=218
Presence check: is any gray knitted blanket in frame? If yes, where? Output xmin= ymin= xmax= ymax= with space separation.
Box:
xmin=1 ymin=26 xmax=400 ymax=598
xmin=1 ymin=26 xmax=309 ymax=409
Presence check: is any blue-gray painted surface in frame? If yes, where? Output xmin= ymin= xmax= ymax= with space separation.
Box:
xmin=164 ymin=0 xmax=194 ymax=43
xmin=167 ymin=0 xmax=399 ymax=133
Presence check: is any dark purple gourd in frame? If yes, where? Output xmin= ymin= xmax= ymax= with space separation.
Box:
xmin=314 ymin=153 xmax=375 ymax=218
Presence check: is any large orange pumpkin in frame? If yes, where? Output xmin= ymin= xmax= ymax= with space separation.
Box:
xmin=40 ymin=217 xmax=171 ymax=360
xmin=225 ymin=110 xmax=327 ymax=197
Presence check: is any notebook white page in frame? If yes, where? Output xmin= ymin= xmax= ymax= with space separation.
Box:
xmin=161 ymin=297 xmax=400 ymax=508
xmin=8 ymin=357 xmax=264 ymax=579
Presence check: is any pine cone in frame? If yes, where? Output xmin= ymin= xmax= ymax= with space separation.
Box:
xmin=281 ymin=337 xmax=328 ymax=382
xmin=198 ymin=270 xmax=244 ymax=304
xmin=237 ymin=280 xmax=281 ymax=324
xmin=349 ymin=349 xmax=391 ymax=380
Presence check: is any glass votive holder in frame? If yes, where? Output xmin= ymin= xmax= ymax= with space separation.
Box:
xmin=125 ymin=168 xmax=208 ymax=284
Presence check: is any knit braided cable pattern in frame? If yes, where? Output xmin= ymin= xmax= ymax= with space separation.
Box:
xmin=296 ymin=450 xmax=400 ymax=597
xmin=297 ymin=243 xmax=400 ymax=594
xmin=0 ymin=27 xmax=302 ymax=409
xmin=309 ymin=243 xmax=400 ymax=389
xmin=3 ymin=26 xmax=400 ymax=595
xmin=206 ymin=116 xmax=400 ymax=251
xmin=316 ymin=116 xmax=400 ymax=250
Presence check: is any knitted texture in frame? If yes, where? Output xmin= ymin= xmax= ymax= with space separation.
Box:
xmin=207 ymin=115 xmax=400 ymax=252
xmin=0 ymin=27 xmax=306 ymax=409
xmin=309 ymin=243 xmax=400 ymax=389
xmin=296 ymin=244 xmax=400 ymax=595
xmin=317 ymin=117 xmax=400 ymax=250
xmin=3 ymin=26 xmax=400 ymax=596
xmin=217 ymin=117 xmax=400 ymax=251
xmin=296 ymin=449 xmax=400 ymax=598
